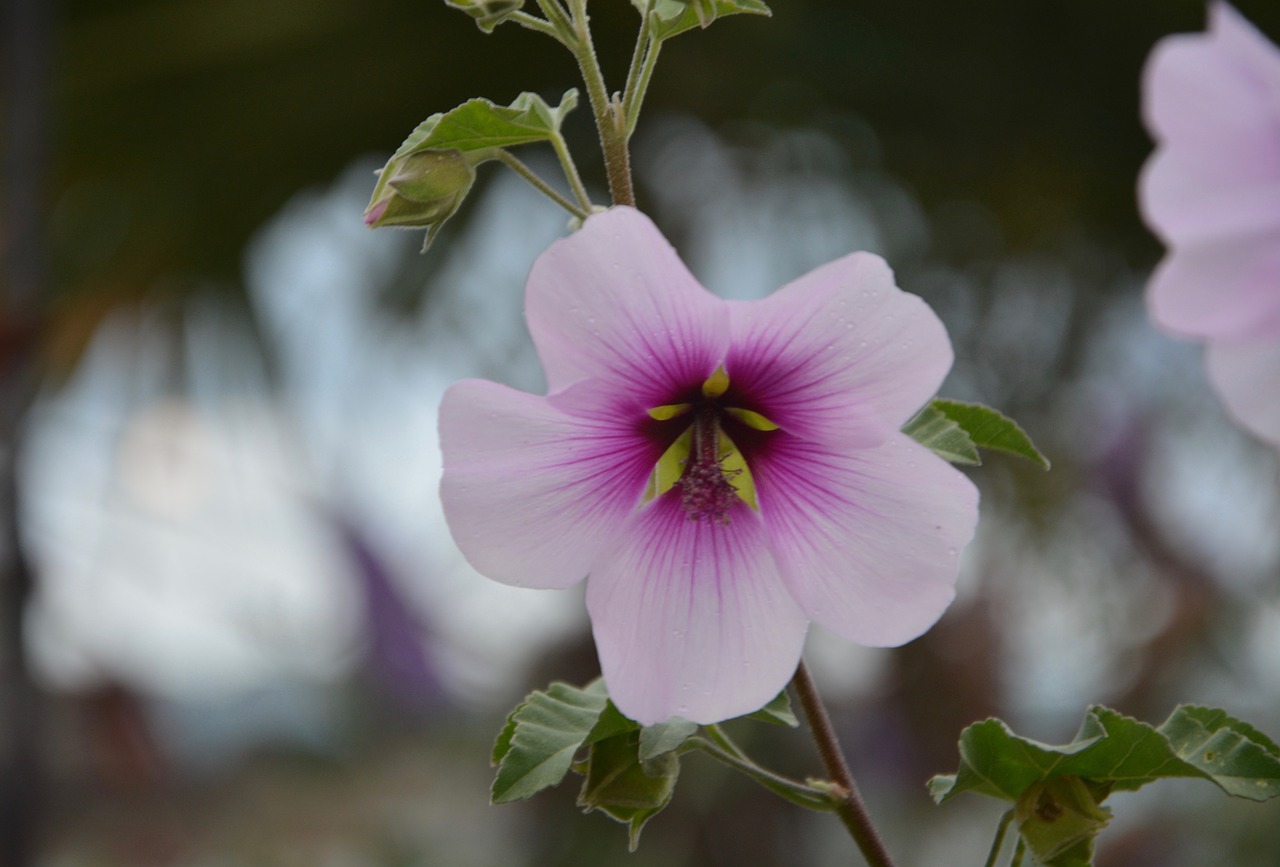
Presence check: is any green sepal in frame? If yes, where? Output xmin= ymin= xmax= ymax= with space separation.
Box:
xmin=639 ymin=717 xmax=699 ymax=760
xmin=444 ymin=0 xmax=526 ymax=32
xmin=577 ymin=730 xmax=680 ymax=851
xmin=746 ymin=690 xmax=799 ymax=727
xmin=1014 ymin=777 xmax=1111 ymax=867
xmin=643 ymin=0 xmax=771 ymax=41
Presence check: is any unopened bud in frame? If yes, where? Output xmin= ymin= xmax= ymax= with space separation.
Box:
xmin=364 ymin=150 xmax=476 ymax=247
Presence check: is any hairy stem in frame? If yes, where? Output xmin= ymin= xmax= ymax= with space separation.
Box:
xmin=494 ymin=150 xmax=589 ymax=218
xmin=565 ymin=0 xmax=635 ymax=206
xmin=549 ymin=132 xmax=594 ymax=211
xmin=792 ymin=660 xmax=897 ymax=867
xmin=623 ymin=33 xmax=662 ymax=137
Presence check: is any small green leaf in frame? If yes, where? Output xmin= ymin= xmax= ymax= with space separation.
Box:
xmin=930 ymin=399 xmax=1050 ymax=469
xmin=444 ymin=0 xmax=525 ymax=32
xmin=747 ymin=690 xmax=799 ymax=727
xmin=578 ymin=730 xmax=680 ymax=851
xmin=491 ymin=679 xmax=612 ymax=803
xmin=390 ymin=90 xmax=579 ymax=160
xmin=902 ymin=405 xmax=981 ymax=465
xmin=639 ymin=717 xmax=699 ymax=760
xmin=647 ymin=0 xmax=771 ymax=41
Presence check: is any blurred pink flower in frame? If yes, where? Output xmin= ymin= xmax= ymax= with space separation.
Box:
xmin=1140 ymin=3 xmax=1280 ymax=450
xmin=439 ymin=207 xmax=977 ymax=725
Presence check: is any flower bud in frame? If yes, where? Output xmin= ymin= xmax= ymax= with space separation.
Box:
xmin=364 ymin=150 xmax=476 ymax=245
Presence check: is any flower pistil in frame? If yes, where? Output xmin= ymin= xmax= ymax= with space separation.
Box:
xmin=644 ymin=367 xmax=772 ymax=523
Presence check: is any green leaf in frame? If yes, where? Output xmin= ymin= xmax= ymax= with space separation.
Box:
xmin=902 ymin=405 xmax=981 ymax=466
xmin=639 ymin=717 xmax=699 ymax=760
xmin=491 ymin=679 xmax=613 ymax=803
xmin=746 ymin=690 xmax=799 ymax=727
xmin=646 ymin=0 xmax=771 ymax=41
xmin=578 ymin=730 xmax=680 ymax=851
xmin=929 ymin=399 xmax=1050 ymax=469
xmin=443 ymin=0 xmax=526 ymax=33
xmin=931 ymin=705 xmax=1280 ymax=804
xmin=1157 ymin=705 xmax=1280 ymax=801
xmin=931 ymin=706 xmax=1280 ymax=867
xmin=390 ymin=91 xmax=579 ymax=159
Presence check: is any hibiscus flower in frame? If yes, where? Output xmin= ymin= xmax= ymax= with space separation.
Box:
xmin=439 ymin=206 xmax=978 ymax=725
xmin=1141 ymin=2 xmax=1280 ymax=451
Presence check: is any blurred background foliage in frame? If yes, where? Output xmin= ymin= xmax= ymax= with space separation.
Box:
xmin=5 ymin=0 xmax=1280 ymax=865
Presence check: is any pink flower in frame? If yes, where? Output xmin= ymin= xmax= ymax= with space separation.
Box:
xmin=1140 ymin=3 xmax=1280 ymax=451
xmin=439 ymin=207 xmax=978 ymax=725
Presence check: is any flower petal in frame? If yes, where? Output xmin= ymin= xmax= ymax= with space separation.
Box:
xmin=1205 ymin=339 xmax=1280 ymax=451
xmin=1146 ymin=236 xmax=1280 ymax=341
xmin=726 ymin=253 xmax=953 ymax=445
xmin=526 ymin=207 xmax=730 ymax=403
xmin=586 ymin=498 xmax=808 ymax=725
xmin=1140 ymin=148 xmax=1280 ymax=249
xmin=1142 ymin=8 xmax=1280 ymax=178
xmin=754 ymin=433 xmax=978 ymax=646
xmin=1140 ymin=3 xmax=1280 ymax=341
xmin=439 ymin=379 xmax=652 ymax=589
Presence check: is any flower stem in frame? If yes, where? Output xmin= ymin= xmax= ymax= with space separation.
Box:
xmin=494 ymin=149 xmax=589 ymax=219
xmin=984 ymin=810 xmax=1014 ymax=867
xmin=792 ymin=659 xmax=897 ymax=867
xmin=1009 ymin=836 xmax=1027 ymax=867
xmin=623 ymin=33 xmax=663 ymax=137
xmin=565 ymin=0 xmax=636 ymax=206
xmin=549 ymin=131 xmax=594 ymax=211
xmin=688 ymin=733 xmax=835 ymax=812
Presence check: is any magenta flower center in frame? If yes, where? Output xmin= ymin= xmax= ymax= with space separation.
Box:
xmin=644 ymin=367 xmax=778 ymax=524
